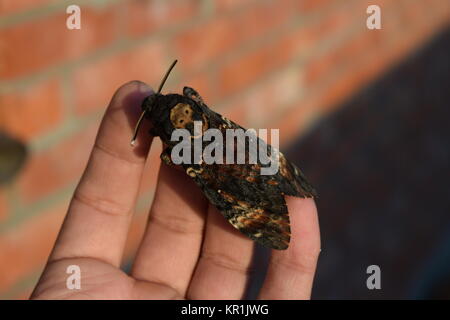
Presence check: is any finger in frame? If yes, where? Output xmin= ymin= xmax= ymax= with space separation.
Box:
xmin=187 ymin=205 xmax=255 ymax=300
xmin=258 ymin=197 xmax=320 ymax=300
xmin=49 ymin=81 xmax=154 ymax=267
xmin=131 ymin=163 xmax=208 ymax=296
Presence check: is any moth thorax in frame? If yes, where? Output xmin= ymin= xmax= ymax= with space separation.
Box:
xmin=170 ymin=103 xmax=194 ymax=129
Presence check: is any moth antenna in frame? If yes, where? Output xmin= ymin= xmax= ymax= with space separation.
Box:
xmin=130 ymin=110 xmax=147 ymax=146
xmin=131 ymin=59 xmax=178 ymax=146
xmin=157 ymin=59 xmax=178 ymax=94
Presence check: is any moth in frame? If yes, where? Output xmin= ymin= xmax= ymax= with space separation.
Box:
xmin=131 ymin=60 xmax=317 ymax=250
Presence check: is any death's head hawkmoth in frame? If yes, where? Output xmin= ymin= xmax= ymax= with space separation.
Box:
xmin=131 ymin=60 xmax=317 ymax=250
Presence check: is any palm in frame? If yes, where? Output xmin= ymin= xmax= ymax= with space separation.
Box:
xmin=33 ymin=258 xmax=181 ymax=299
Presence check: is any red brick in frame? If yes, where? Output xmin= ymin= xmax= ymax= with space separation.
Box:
xmin=17 ymin=122 xmax=98 ymax=203
xmin=0 ymin=5 xmax=121 ymax=80
xmin=215 ymin=1 xmax=356 ymax=98
xmin=296 ymin=0 xmax=333 ymax=12
xmin=301 ymin=0 xmax=435 ymax=91
xmin=125 ymin=0 xmax=200 ymax=38
xmin=0 ymin=0 xmax=55 ymax=16
xmin=324 ymin=1 xmax=449 ymax=112
xmin=216 ymin=43 xmax=284 ymax=98
xmin=174 ymin=0 xmax=297 ymax=73
xmin=271 ymin=98 xmax=322 ymax=147
xmin=273 ymin=55 xmax=388 ymax=145
xmin=0 ymin=78 xmax=62 ymax=142
xmin=305 ymin=29 xmax=384 ymax=87
xmin=281 ymin=1 xmax=447 ymax=141
xmin=0 ymin=202 xmax=67 ymax=295
xmin=215 ymin=35 xmax=298 ymax=98
xmin=319 ymin=69 xmax=370 ymax=114
xmin=302 ymin=2 xmax=355 ymax=44
xmin=219 ymin=67 xmax=302 ymax=129
xmin=0 ymin=188 xmax=8 ymax=222
xmin=311 ymin=55 xmax=383 ymax=116
xmin=394 ymin=0 xmax=448 ymax=48
xmin=174 ymin=18 xmax=236 ymax=73
xmin=216 ymin=0 xmax=256 ymax=12
xmin=72 ymin=42 xmax=166 ymax=115
xmin=303 ymin=47 xmax=387 ymax=117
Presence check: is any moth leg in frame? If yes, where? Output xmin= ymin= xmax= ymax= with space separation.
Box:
xmin=183 ymin=86 xmax=204 ymax=105
xmin=160 ymin=147 xmax=173 ymax=166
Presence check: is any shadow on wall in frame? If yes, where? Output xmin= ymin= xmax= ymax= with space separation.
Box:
xmin=0 ymin=132 xmax=27 ymax=185
xmin=286 ymin=27 xmax=450 ymax=299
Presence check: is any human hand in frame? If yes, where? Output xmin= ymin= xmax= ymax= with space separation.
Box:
xmin=30 ymin=81 xmax=321 ymax=300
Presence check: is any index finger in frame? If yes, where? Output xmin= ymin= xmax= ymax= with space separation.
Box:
xmin=48 ymin=81 xmax=154 ymax=267
xmin=258 ymin=197 xmax=321 ymax=299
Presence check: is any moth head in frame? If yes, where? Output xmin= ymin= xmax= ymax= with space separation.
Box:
xmin=131 ymin=60 xmax=178 ymax=146
xmin=140 ymin=93 xmax=157 ymax=115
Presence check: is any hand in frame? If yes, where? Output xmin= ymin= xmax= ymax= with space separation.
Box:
xmin=30 ymin=81 xmax=321 ymax=300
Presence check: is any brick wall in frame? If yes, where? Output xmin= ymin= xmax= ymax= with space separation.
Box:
xmin=0 ymin=0 xmax=448 ymax=299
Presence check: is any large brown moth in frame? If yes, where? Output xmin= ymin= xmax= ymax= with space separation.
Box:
xmin=131 ymin=60 xmax=317 ymax=250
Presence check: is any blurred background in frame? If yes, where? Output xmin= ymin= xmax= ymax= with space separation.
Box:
xmin=0 ymin=0 xmax=449 ymax=299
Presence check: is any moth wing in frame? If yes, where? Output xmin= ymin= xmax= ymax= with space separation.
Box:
xmin=179 ymin=102 xmax=315 ymax=249
xmin=210 ymin=118 xmax=317 ymax=199
xmin=184 ymin=163 xmax=291 ymax=250
xmin=207 ymin=111 xmax=317 ymax=199
xmin=273 ymin=150 xmax=318 ymax=199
